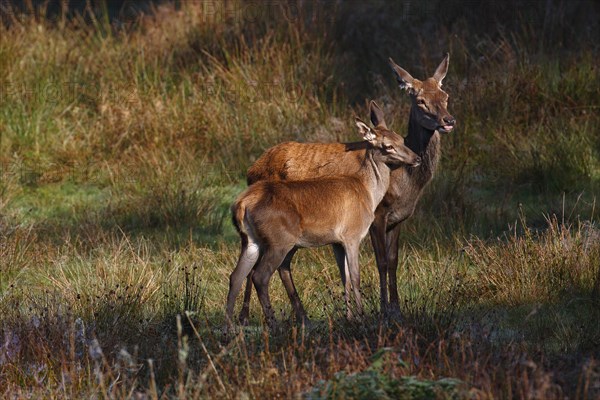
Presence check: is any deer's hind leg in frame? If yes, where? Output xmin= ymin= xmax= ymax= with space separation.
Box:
xmin=239 ymin=248 xmax=306 ymax=326
xmin=239 ymin=273 xmax=254 ymax=325
xmin=277 ymin=248 xmax=309 ymax=325
xmin=252 ymin=245 xmax=295 ymax=330
xmin=226 ymin=234 xmax=260 ymax=328
xmin=239 ymin=247 xmax=306 ymax=325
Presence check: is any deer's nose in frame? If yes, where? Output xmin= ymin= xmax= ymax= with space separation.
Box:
xmin=443 ymin=116 xmax=456 ymax=125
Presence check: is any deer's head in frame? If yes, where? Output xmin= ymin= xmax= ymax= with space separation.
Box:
xmin=388 ymin=54 xmax=455 ymax=134
xmin=356 ymin=101 xmax=421 ymax=167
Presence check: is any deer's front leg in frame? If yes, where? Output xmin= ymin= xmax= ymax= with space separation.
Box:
xmin=385 ymin=223 xmax=403 ymax=319
xmin=344 ymin=242 xmax=364 ymax=318
xmin=333 ymin=243 xmax=354 ymax=319
xmin=370 ymin=215 xmax=389 ymax=315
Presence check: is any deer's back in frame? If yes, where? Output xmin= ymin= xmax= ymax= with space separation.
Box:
xmin=247 ymin=141 xmax=369 ymax=185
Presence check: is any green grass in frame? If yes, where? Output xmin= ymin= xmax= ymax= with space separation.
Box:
xmin=1 ymin=0 xmax=599 ymax=398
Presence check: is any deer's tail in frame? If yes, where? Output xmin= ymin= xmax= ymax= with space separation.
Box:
xmin=231 ymin=197 xmax=247 ymax=237
xmin=232 ymin=187 xmax=264 ymax=248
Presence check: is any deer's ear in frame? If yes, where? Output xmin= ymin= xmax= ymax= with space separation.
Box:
xmin=369 ymin=101 xmax=387 ymax=129
xmin=355 ymin=118 xmax=376 ymax=142
xmin=389 ymin=57 xmax=414 ymax=91
xmin=433 ymin=53 xmax=450 ymax=86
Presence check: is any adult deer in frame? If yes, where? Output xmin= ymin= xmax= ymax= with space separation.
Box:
xmin=226 ymin=102 xmax=421 ymax=330
xmin=240 ymin=54 xmax=455 ymax=321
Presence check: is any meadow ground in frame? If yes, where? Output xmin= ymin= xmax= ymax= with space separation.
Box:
xmin=0 ymin=1 xmax=599 ymax=398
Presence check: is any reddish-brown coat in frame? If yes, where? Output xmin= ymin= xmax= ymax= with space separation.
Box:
xmin=226 ymin=103 xmax=421 ymax=329
xmin=240 ymin=54 xmax=456 ymax=319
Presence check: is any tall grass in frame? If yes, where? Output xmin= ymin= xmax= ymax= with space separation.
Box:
xmin=1 ymin=215 xmax=598 ymax=397
xmin=0 ymin=0 xmax=599 ymax=398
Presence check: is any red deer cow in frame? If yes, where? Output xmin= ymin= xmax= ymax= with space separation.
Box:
xmin=226 ymin=102 xmax=420 ymax=329
xmin=238 ymin=54 xmax=455 ymax=322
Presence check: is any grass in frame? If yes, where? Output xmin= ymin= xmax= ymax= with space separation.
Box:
xmin=1 ymin=0 xmax=600 ymax=398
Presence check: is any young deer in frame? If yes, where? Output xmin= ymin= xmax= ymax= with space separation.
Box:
xmin=226 ymin=102 xmax=420 ymax=329
xmin=241 ymin=54 xmax=455 ymax=321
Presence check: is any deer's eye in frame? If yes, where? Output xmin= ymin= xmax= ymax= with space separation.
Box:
xmin=384 ymin=144 xmax=394 ymax=151
xmin=417 ymin=99 xmax=425 ymax=105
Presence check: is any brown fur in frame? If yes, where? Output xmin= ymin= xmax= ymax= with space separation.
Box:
xmin=234 ymin=177 xmax=374 ymax=249
xmin=226 ymin=103 xmax=421 ymax=330
xmin=247 ymin=142 xmax=368 ymax=185
xmin=240 ymin=54 xmax=455 ymax=320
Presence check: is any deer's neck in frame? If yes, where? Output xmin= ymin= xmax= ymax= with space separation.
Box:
xmin=360 ymin=149 xmax=391 ymax=212
xmin=404 ymin=107 xmax=441 ymax=186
